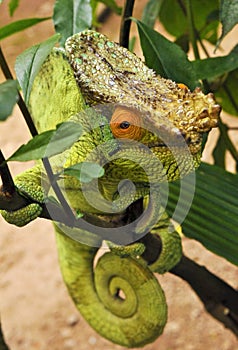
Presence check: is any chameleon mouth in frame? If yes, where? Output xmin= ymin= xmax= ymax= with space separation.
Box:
xmin=146 ymin=124 xmax=197 ymax=149
xmin=147 ymin=141 xmax=168 ymax=148
xmin=147 ymin=133 xmax=200 ymax=148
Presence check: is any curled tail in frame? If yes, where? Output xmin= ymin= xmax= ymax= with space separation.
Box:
xmin=55 ymin=226 xmax=167 ymax=348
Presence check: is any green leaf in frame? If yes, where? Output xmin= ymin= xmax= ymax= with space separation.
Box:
xmin=159 ymin=0 xmax=219 ymax=45
xmin=134 ymin=19 xmax=199 ymax=89
xmin=215 ymin=69 xmax=238 ymax=116
xmin=15 ymin=34 xmax=60 ymax=104
xmin=53 ymin=0 xmax=92 ymax=47
xmin=200 ymin=13 xmax=219 ymax=45
xmin=63 ymin=162 xmax=104 ymax=182
xmin=141 ymin=0 xmax=163 ymax=28
xmin=0 ymin=18 xmax=51 ymax=40
xmin=159 ymin=0 xmax=186 ymax=38
xmin=8 ymin=130 xmax=55 ymax=161
xmin=190 ymin=0 xmax=219 ymax=39
xmin=8 ymin=121 xmax=82 ymax=162
xmin=218 ymin=121 xmax=238 ymax=163
xmin=218 ymin=0 xmax=238 ymax=45
xmin=8 ymin=0 xmax=19 ymax=16
xmin=0 ymin=80 xmax=19 ymax=121
xmin=175 ymin=34 xmax=189 ymax=53
xmin=164 ymin=162 xmax=238 ymax=266
xmin=128 ymin=36 xmax=136 ymax=52
xmin=212 ymin=131 xmax=226 ymax=169
xmin=192 ymin=45 xmax=238 ymax=81
xmin=97 ymin=0 xmax=122 ymax=15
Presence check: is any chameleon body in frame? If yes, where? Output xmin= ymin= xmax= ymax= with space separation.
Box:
xmin=1 ymin=31 xmax=220 ymax=347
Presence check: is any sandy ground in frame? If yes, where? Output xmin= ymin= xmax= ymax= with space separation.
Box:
xmin=0 ymin=1 xmax=238 ymax=349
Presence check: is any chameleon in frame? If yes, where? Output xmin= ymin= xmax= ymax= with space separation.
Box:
xmin=1 ymin=30 xmax=220 ymax=347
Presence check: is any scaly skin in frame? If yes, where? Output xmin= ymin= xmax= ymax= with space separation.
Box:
xmin=1 ymin=30 xmax=220 ymax=347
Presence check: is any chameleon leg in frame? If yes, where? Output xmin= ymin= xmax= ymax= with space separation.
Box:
xmin=55 ymin=225 xmax=167 ymax=348
xmin=0 ymin=164 xmax=45 ymax=227
xmin=145 ymin=212 xmax=182 ymax=274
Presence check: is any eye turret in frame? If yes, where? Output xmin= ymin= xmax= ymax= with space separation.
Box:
xmin=110 ymin=107 xmax=144 ymax=140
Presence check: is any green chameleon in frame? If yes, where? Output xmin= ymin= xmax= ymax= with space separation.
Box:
xmin=1 ymin=30 xmax=220 ymax=347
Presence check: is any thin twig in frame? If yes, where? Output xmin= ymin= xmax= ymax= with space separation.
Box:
xmin=219 ymin=120 xmax=238 ymax=163
xmin=223 ymin=83 xmax=238 ymax=115
xmin=0 ymin=47 xmax=75 ymax=224
xmin=119 ymin=0 xmax=135 ymax=48
xmin=1 ymin=176 xmax=238 ymax=336
xmin=184 ymin=0 xmax=200 ymax=60
xmin=0 ymin=151 xmax=15 ymax=195
xmin=0 ymin=46 xmax=38 ymax=136
xmin=0 ymin=321 xmax=9 ymax=350
xmin=42 ymin=158 xmax=75 ymax=223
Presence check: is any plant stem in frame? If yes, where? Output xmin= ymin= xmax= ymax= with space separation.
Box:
xmin=119 ymin=0 xmax=135 ymax=48
xmin=0 ymin=47 xmax=75 ymax=224
xmin=42 ymin=159 xmax=75 ymax=224
xmin=184 ymin=0 xmax=200 ymax=60
xmin=223 ymin=83 xmax=238 ymax=114
xmin=0 ymin=321 xmax=9 ymax=350
xmin=219 ymin=119 xmax=238 ymax=163
xmin=0 ymin=151 xmax=15 ymax=195
xmin=0 ymin=46 xmax=38 ymax=136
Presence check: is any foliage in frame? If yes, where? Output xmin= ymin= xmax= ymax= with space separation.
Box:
xmin=7 ymin=122 xmax=83 ymax=161
xmin=15 ymin=34 xmax=60 ymax=104
xmin=0 ymin=80 xmax=18 ymax=120
xmin=53 ymin=0 xmax=93 ymax=46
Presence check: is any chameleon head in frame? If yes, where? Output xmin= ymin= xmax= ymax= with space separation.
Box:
xmin=65 ymin=30 xmax=221 ymax=182
xmin=107 ymin=92 xmax=220 ymax=183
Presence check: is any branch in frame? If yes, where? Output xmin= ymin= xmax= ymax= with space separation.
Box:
xmin=1 ymin=180 xmax=238 ymax=336
xmin=119 ymin=0 xmax=135 ymax=48
xmin=0 ymin=321 xmax=9 ymax=350
xmin=184 ymin=0 xmax=200 ymax=60
xmin=0 ymin=46 xmax=38 ymax=136
xmin=0 ymin=151 xmax=15 ymax=195
xmin=0 ymin=47 xmax=76 ymax=224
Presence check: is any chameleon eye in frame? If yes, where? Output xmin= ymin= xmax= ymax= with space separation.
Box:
xmin=120 ymin=121 xmax=130 ymax=129
xmin=110 ymin=107 xmax=144 ymax=140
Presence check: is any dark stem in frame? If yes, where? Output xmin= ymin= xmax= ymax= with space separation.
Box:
xmin=177 ymin=2 xmax=211 ymax=91
xmin=119 ymin=0 xmax=135 ymax=48
xmin=1 ymin=180 xmax=238 ymax=336
xmin=0 ymin=47 xmax=12 ymax=80
xmin=0 ymin=151 xmax=33 ymax=212
xmin=185 ymin=0 xmax=200 ymax=60
xmin=171 ymin=255 xmax=238 ymax=336
xmin=0 ymin=47 xmax=76 ymax=224
xmin=177 ymin=0 xmax=186 ymax=15
xmin=219 ymin=119 xmax=238 ymax=163
xmin=42 ymin=158 xmax=75 ymax=224
xmin=0 ymin=151 xmax=15 ymax=195
xmin=0 ymin=46 xmax=38 ymax=136
xmin=223 ymin=83 xmax=238 ymax=114
xmin=97 ymin=7 xmax=112 ymax=24
xmin=0 ymin=321 xmax=10 ymax=350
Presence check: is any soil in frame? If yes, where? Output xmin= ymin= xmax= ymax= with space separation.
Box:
xmin=0 ymin=1 xmax=237 ymax=349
